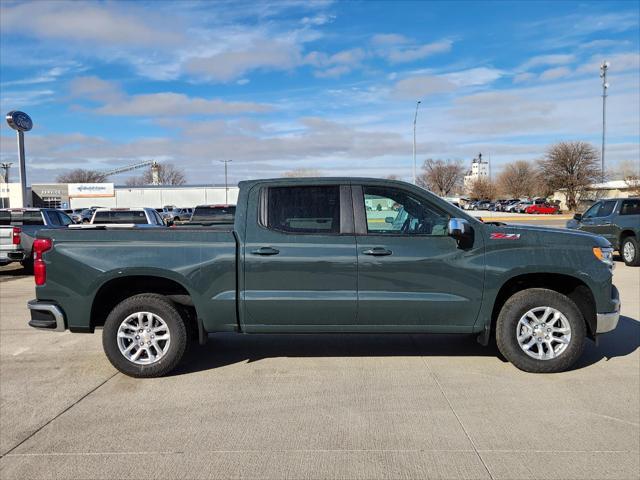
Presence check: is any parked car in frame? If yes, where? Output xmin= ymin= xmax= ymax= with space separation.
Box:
xmin=566 ymin=197 xmax=640 ymax=266
xmin=28 ymin=177 xmax=619 ymax=377
xmin=0 ymin=208 xmax=73 ymax=270
xmin=525 ymin=203 xmax=560 ymax=215
xmin=190 ymin=204 xmax=236 ymax=224
xmin=90 ymin=208 xmax=166 ymax=227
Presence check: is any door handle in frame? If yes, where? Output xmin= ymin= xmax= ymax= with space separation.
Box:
xmin=251 ymin=247 xmax=280 ymax=256
xmin=362 ymin=247 xmax=392 ymax=256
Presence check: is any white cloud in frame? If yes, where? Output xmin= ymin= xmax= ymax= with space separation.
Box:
xmin=392 ymin=75 xmax=455 ymax=99
xmin=443 ymin=67 xmax=504 ymax=87
xmin=184 ymin=38 xmax=303 ymax=82
xmin=383 ymin=40 xmax=453 ymax=63
xmin=520 ymin=54 xmax=575 ymax=70
xmin=539 ymin=66 xmax=571 ymax=81
xmin=0 ymin=1 xmax=182 ymax=46
xmin=513 ymin=72 xmax=535 ymax=84
xmin=305 ymin=48 xmax=367 ymax=77
xmin=69 ymin=76 xmax=272 ymax=116
xmin=371 ymin=34 xmax=410 ymax=46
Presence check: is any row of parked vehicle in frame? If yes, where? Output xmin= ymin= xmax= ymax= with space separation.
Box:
xmin=0 ymin=204 xmax=237 ymax=270
xmin=463 ymin=198 xmax=561 ymax=214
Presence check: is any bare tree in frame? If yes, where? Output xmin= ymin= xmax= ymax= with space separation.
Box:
xmin=385 ymin=174 xmax=400 ymax=180
xmin=496 ymin=161 xmax=537 ymax=198
xmin=417 ymin=159 xmax=464 ymax=196
xmin=617 ymin=160 xmax=640 ymax=196
xmin=126 ymin=163 xmax=186 ymax=186
xmin=538 ymin=142 xmax=601 ymax=211
xmin=282 ymin=168 xmax=322 ymax=177
xmin=468 ymin=177 xmax=497 ymax=200
xmin=56 ymin=169 xmax=108 ymax=183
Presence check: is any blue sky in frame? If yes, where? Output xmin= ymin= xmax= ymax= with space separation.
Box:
xmin=0 ymin=0 xmax=638 ymax=185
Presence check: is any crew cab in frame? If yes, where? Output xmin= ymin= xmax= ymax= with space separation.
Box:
xmin=567 ymin=197 xmax=640 ymax=266
xmin=27 ymin=178 xmax=620 ymax=377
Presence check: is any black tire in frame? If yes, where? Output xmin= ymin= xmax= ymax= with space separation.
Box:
xmin=496 ymin=288 xmax=585 ymax=373
xmin=621 ymin=236 xmax=640 ymax=267
xmin=102 ymin=293 xmax=188 ymax=378
xmin=21 ymin=254 xmax=34 ymax=274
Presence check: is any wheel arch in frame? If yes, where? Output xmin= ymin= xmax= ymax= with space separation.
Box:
xmin=490 ymin=273 xmax=597 ymax=341
xmin=90 ymin=274 xmax=199 ymax=333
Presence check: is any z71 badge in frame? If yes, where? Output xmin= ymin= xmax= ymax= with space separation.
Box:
xmin=490 ymin=232 xmax=521 ymax=240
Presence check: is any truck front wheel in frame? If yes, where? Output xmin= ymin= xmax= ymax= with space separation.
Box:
xmin=102 ymin=294 xmax=187 ymax=378
xmin=496 ymin=288 xmax=585 ymax=373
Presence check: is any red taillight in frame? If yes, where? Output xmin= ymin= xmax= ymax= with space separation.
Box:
xmin=33 ymin=238 xmax=52 ymax=286
xmin=12 ymin=227 xmax=21 ymax=245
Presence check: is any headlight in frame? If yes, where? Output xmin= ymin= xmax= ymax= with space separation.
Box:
xmin=593 ymin=247 xmax=614 ymax=269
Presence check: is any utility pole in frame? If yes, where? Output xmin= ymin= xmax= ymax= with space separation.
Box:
xmin=600 ymin=60 xmax=609 ymax=181
xmin=220 ymin=160 xmax=232 ymax=204
xmin=412 ymin=100 xmax=421 ymax=184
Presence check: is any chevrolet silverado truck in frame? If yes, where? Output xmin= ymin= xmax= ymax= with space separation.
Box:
xmin=566 ymin=197 xmax=640 ymax=266
xmin=27 ymin=178 xmax=620 ymax=377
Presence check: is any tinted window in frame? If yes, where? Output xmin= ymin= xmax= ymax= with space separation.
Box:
xmin=582 ymin=202 xmax=601 ymax=218
xmin=191 ymin=205 xmax=236 ymax=223
xmin=598 ymin=200 xmax=617 ymax=217
xmin=47 ymin=211 xmax=62 ymax=226
xmin=363 ymin=186 xmax=448 ymax=236
xmin=621 ymin=199 xmax=640 ymax=216
xmin=267 ymin=186 xmax=340 ymax=234
xmin=22 ymin=211 xmax=44 ymax=225
xmin=93 ymin=211 xmax=148 ymax=224
xmin=58 ymin=212 xmax=73 ymax=226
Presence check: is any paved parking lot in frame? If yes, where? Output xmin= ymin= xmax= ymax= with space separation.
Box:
xmin=0 ymin=254 xmax=638 ymax=479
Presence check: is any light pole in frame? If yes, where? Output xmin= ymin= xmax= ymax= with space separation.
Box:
xmin=1 ymin=163 xmax=12 ymax=183
xmin=412 ymin=101 xmax=421 ymax=184
xmin=220 ymin=160 xmax=232 ymax=204
xmin=600 ymin=60 xmax=609 ymax=181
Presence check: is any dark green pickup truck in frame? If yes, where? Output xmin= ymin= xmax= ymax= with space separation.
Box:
xmin=28 ymin=178 xmax=620 ymax=377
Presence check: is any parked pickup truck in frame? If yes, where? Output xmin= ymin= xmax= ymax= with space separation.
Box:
xmin=28 ymin=178 xmax=620 ymax=377
xmin=0 ymin=208 xmax=74 ymax=270
xmin=566 ymin=197 xmax=640 ymax=266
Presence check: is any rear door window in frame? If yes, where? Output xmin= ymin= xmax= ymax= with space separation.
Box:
xmin=620 ymin=199 xmax=640 ymax=215
xmin=266 ymin=186 xmax=340 ymax=234
xmin=22 ymin=211 xmax=44 ymax=225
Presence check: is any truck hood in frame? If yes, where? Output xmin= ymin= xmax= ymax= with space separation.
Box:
xmin=488 ymin=223 xmax=611 ymax=248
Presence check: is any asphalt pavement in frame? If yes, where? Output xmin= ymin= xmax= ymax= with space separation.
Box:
xmin=0 ymin=224 xmax=638 ymax=479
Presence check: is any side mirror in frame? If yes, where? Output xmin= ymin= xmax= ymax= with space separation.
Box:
xmin=385 ymin=216 xmax=394 ymax=224
xmin=573 ymin=213 xmax=582 ymax=221
xmin=448 ymin=218 xmax=470 ymax=239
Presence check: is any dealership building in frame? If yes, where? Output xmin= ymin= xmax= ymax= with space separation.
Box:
xmin=0 ymin=182 xmax=239 ymax=209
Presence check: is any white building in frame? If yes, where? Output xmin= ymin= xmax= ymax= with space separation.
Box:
xmin=463 ymin=153 xmax=489 ymax=193
xmin=0 ymin=182 xmax=239 ymax=209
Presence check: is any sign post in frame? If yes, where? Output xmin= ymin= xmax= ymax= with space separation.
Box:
xmin=5 ymin=111 xmax=33 ymax=207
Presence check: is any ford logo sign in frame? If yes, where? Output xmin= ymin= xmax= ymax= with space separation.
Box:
xmin=6 ymin=111 xmax=33 ymax=132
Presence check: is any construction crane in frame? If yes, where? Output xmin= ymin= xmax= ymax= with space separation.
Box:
xmin=98 ymin=160 xmax=155 ymax=177
xmin=97 ymin=160 xmax=162 ymax=185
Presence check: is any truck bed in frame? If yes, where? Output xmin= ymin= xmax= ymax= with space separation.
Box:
xmin=36 ymin=226 xmax=239 ymax=333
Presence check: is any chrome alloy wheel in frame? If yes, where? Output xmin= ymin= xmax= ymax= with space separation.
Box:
xmin=623 ymin=241 xmax=635 ymax=263
xmin=516 ymin=307 xmax=571 ymax=360
xmin=117 ymin=312 xmax=170 ymax=365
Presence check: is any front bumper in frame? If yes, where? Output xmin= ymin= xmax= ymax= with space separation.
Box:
xmin=27 ymin=300 xmax=67 ymax=332
xmin=596 ymin=285 xmax=620 ymax=334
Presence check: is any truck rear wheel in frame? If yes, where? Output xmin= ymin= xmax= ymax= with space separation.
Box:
xmin=102 ymin=294 xmax=187 ymax=378
xmin=496 ymin=288 xmax=585 ymax=373
xmin=621 ymin=236 xmax=639 ymax=266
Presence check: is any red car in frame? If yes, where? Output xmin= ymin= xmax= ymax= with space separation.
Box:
xmin=525 ymin=203 xmax=559 ymax=214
